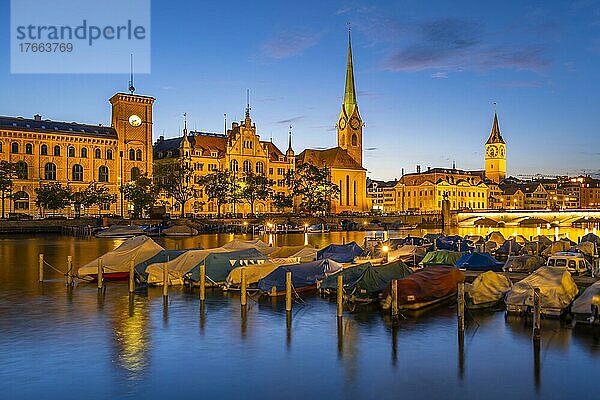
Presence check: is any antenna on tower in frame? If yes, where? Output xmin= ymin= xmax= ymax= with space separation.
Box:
xmin=245 ymin=89 xmax=251 ymax=118
xmin=183 ymin=112 xmax=188 ymax=136
xmin=224 ymin=113 xmax=227 ymax=134
xmin=493 ymin=101 xmax=497 ymax=113
xmin=129 ymin=54 xmax=136 ymax=94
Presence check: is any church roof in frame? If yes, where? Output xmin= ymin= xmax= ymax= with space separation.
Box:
xmin=486 ymin=112 xmax=505 ymax=144
xmin=0 ymin=115 xmax=117 ymax=138
xmin=296 ymin=147 xmax=365 ymax=170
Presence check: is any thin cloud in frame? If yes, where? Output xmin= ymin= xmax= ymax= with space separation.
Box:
xmin=431 ymin=72 xmax=448 ymax=79
xmin=489 ymin=80 xmax=542 ymax=88
xmin=276 ymin=116 xmax=306 ymax=124
xmin=261 ymin=30 xmax=321 ymax=60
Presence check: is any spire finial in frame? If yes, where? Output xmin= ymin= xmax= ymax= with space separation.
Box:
xmin=287 ymin=125 xmax=293 ymax=154
xmin=129 ymin=54 xmax=135 ymax=94
xmin=183 ymin=112 xmax=188 ymax=136
xmin=245 ymin=89 xmax=251 ymax=119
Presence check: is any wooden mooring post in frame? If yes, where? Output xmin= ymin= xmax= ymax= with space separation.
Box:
xmin=38 ymin=254 xmax=44 ymax=283
xmin=285 ymin=271 xmax=292 ymax=312
xmin=199 ymin=265 xmax=206 ymax=302
xmin=391 ymin=279 xmax=398 ymax=317
xmin=240 ymin=268 xmax=247 ymax=307
xmin=533 ymin=287 xmax=541 ymax=340
xmin=162 ymin=263 xmax=169 ymax=298
xmin=66 ymin=256 xmax=73 ymax=287
xmin=97 ymin=259 xmax=103 ymax=291
xmin=457 ymin=282 xmax=465 ymax=333
xmin=128 ymin=260 xmax=135 ymax=293
xmin=336 ymin=274 xmax=343 ymax=318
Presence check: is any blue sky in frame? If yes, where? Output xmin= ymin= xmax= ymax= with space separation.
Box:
xmin=1 ymin=0 xmax=599 ymax=180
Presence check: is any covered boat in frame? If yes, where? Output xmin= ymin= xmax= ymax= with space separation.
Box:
xmin=162 ymin=225 xmax=198 ymax=237
xmin=134 ymin=249 xmax=190 ymax=276
xmin=78 ymin=235 xmax=164 ymax=280
xmin=381 ymin=266 xmax=464 ymax=311
xmin=455 ymin=252 xmax=504 ymax=272
xmin=145 ymin=247 xmax=231 ymax=285
xmin=222 ymin=239 xmax=278 ymax=255
xmin=486 ymin=231 xmax=506 ymax=245
xmin=317 ymin=242 xmax=366 ymax=263
xmin=570 ymin=281 xmax=600 ymax=324
xmin=320 ymin=261 xmax=412 ymax=302
xmin=435 ymin=236 xmax=474 ymax=252
xmin=225 ymin=258 xmax=300 ymax=289
xmin=289 ymin=247 xmax=318 ymax=262
xmin=503 ymin=255 xmax=545 ymax=273
xmin=496 ymin=239 xmax=523 ymax=256
xmin=389 ymin=245 xmax=427 ymax=267
xmin=187 ymin=248 xmax=267 ymax=284
xmin=419 ymin=250 xmax=463 ymax=267
xmin=268 ymin=245 xmax=313 ymax=259
xmin=465 ymin=271 xmax=512 ymax=309
xmin=95 ymin=225 xmax=144 ymax=238
xmin=505 ymin=266 xmax=578 ymax=317
xmin=541 ymin=239 xmax=576 ymax=256
xmin=257 ymin=259 xmax=343 ymax=296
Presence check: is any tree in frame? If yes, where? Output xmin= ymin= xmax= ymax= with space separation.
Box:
xmin=120 ymin=174 xmax=157 ymax=218
xmin=199 ymin=170 xmax=236 ymax=218
xmin=0 ymin=161 xmax=16 ymax=219
xmin=289 ymin=163 xmax=340 ymax=214
xmin=34 ymin=182 xmax=72 ymax=216
xmin=154 ymin=158 xmax=197 ymax=218
xmin=239 ymin=171 xmax=274 ymax=215
xmin=76 ymin=182 xmax=117 ymax=217
xmin=271 ymin=192 xmax=293 ymax=213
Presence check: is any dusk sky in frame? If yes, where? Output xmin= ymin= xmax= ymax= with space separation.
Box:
xmin=1 ymin=0 xmax=599 ymax=180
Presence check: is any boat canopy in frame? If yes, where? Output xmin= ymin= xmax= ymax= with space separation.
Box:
xmin=504 ymin=255 xmax=545 ymax=273
xmin=496 ymin=239 xmax=523 ymax=255
xmin=257 ymin=259 xmax=343 ymax=293
xmin=146 ymin=247 xmax=231 ymax=284
xmin=419 ymin=250 xmax=463 ymax=267
xmin=289 ymin=247 xmax=318 ymax=262
xmin=390 ymin=236 xmax=428 ymax=247
xmin=389 ymin=245 xmax=427 ymax=264
xmin=222 ymin=239 xmax=277 ymax=255
xmin=435 ymin=236 xmax=474 ymax=252
xmin=162 ymin=225 xmax=198 ymax=236
xmin=541 ymin=239 xmax=575 ymax=256
xmin=78 ymin=235 xmax=164 ymax=277
xmin=466 ymin=271 xmax=512 ymax=305
xmin=505 ymin=266 xmax=578 ymax=310
xmin=135 ymin=249 xmax=190 ymax=275
xmin=581 ymin=233 xmax=600 ymax=246
xmin=455 ymin=252 xmax=504 ymax=272
xmin=268 ymin=245 xmax=314 ymax=259
xmin=96 ymin=225 xmax=144 ymax=238
xmin=226 ymin=258 xmax=300 ymax=287
xmin=486 ymin=231 xmax=506 ymax=245
xmin=187 ymin=248 xmax=267 ymax=283
xmin=317 ymin=242 xmax=366 ymax=263
xmin=571 ymin=281 xmax=600 ymax=315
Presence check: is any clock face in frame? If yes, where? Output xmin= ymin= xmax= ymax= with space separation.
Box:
xmin=128 ymin=114 xmax=142 ymax=127
xmin=487 ymin=145 xmax=498 ymax=158
xmin=499 ymin=146 xmax=505 ymax=157
xmin=350 ymin=116 xmax=360 ymax=130
xmin=338 ymin=117 xmax=347 ymax=130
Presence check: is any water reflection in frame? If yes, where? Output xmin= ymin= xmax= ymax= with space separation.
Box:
xmin=112 ymin=294 xmax=150 ymax=377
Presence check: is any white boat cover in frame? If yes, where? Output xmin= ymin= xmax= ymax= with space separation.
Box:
xmin=505 ymin=266 xmax=578 ymax=310
xmin=289 ymin=247 xmax=318 ymax=262
xmin=466 ymin=271 xmax=512 ymax=305
xmin=163 ymin=225 xmax=198 ymax=236
xmin=222 ymin=239 xmax=278 ymax=255
xmin=268 ymin=245 xmax=312 ymax=259
xmin=541 ymin=240 xmax=574 ymax=256
xmin=226 ymin=257 xmax=300 ymax=287
xmin=96 ymin=225 xmax=144 ymax=237
xmin=389 ymin=245 xmax=427 ymax=262
xmin=78 ymin=235 xmax=164 ymax=277
xmin=571 ymin=281 xmax=600 ymax=315
xmin=145 ymin=247 xmax=230 ymax=285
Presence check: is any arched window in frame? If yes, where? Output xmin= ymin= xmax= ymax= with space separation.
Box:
xmin=346 ymin=175 xmax=350 ymax=206
xmin=256 ymin=162 xmax=264 ymax=174
xmin=106 ymin=150 xmax=113 ymax=160
xmin=129 ymin=149 xmax=135 ymax=160
xmin=136 ymin=149 xmax=142 ymax=161
xmin=353 ymin=180 xmax=357 ymax=206
xmin=94 ymin=148 xmax=101 ymax=159
xmin=41 ymin=144 xmax=48 ymax=155
xmin=16 ymin=161 xmax=28 ymax=180
xmin=341 ymin=134 xmax=346 ymax=146
xmin=25 ymin=143 xmax=33 ymax=155
xmin=230 ymin=160 xmax=239 ymax=173
xmin=68 ymin=146 xmax=75 ymax=157
xmin=53 ymin=145 xmax=61 ymax=156
xmin=131 ymin=167 xmax=140 ymax=181
xmin=44 ymin=163 xmax=57 ymax=180
xmin=13 ymin=191 xmax=29 ymax=210
xmin=98 ymin=166 xmax=109 ymax=182
xmin=72 ymin=164 xmax=84 ymax=181
xmin=351 ymin=134 xmax=358 ymax=146
xmin=339 ymin=180 xmax=343 ymax=205
xmin=243 ymin=160 xmax=252 ymax=173
xmin=11 ymin=142 xmax=19 ymax=154
xmin=81 ymin=148 xmax=88 ymax=158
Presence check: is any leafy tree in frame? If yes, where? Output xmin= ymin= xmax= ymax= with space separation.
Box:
xmin=199 ymin=170 xmax=236 ymax=218
xmin=120 ymin=174 xmax=157 ymax=218
xmin=289 ymin=163 xmax=340 ymax=215
xmin=35 ymin=182 xmax=72 ymax=216
xmin=0 ymin=161 xmax=16 ymax=219
xmin=154 ymin=158 xmax=197 ymax=218
xmin=271 ymin=192 xmax=293 ymax=213
xmin=239 ymin=171 xmax=274 ymax=215
xmin=75 ymin=182 xmax=117 ymax=217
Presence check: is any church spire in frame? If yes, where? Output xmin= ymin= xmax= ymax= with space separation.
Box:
xmin=286 ymin=125 xmax=294 ymax=156
xmin=343 ymin=26 xmax=357 ymax=112
xmin=486 ymin=112 xmax=505 ymax=144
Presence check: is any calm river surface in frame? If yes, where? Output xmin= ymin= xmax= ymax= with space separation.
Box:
xmin=1 ymin=232 xmax=599 ymax=400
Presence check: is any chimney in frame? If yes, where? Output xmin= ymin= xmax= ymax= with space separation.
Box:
xmin=159 ymin=135 xmax=164 ymax=142
xmin=427 ymin=166 xmax=431 ymax=171
xmin=34 ymin=114 xmax=42 ymax=121
xmin=401 ymin=168 xmax=405 ymax=176
xmin=416 ymin=165 xmax=421 ymax=174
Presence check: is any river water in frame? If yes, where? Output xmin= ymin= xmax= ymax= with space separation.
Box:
xmin=1 ymin=232 xmax=599 ymax=400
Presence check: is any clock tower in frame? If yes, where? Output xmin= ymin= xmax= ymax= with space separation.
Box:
xmin=485 ymin=112 xmax=506 ymax=183
xmin=337 ymin=29 xmax=363 ymax=167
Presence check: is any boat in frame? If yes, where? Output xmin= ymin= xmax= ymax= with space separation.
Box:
xmin=225 ymin=257 xmax=300 ymax=289
xmin=134 ymin=249 xmax=192 ymax=277
xmin=570 ymin=281 xmax=600 ymax=325
xmin=257 ymin=259 xmax=343 ymax=296
xmin=77 ymin=235 xmax=164 ymax=280
xmin=306 ymin=223 xmax=330 ymax=233
xmin=381 ymin=265 xmax=465 ymax=311
xmin=503 ymin=255 xmax=545 ymax=273
xmin=465 ymin=271 xmax=512 ymax=309
xmin=504 ymin=266 xmax=578 ymax=317
xmin=95 ymin=224 xmax=144 ymax=238
xmin=454 ymin=252 xmax=504 ymax=272
xmin=162 ymin=225 xmax=199 ymax=237
xmin=145 ymin=247 xmax=231 ymax=285
xmin=222 ymin=239 xmax=278 ymax=255
xmin=419 ymin=250 xmax=463 ymax=268
xmin=547 ymin=252 xmax=591 ymax=276
xmin=388 ymin=244 xmax=427 ymax=268
xmin=186 ymin=248 xmax=267 ymax=284
xmin=435 ymin=235 xmax=475 ymax=252
xmin=320 ymin=260 xmax=412 ymax=303
xmin=317 ymin=242 xmax=366 ymax=263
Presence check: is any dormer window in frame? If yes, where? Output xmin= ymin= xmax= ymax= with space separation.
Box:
xmin=211 ymin=151 xmax=217 ymax=157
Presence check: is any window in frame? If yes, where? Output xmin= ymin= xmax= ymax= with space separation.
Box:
xmin=136 ymin=149 xmax=142 ymax=161
xmin=11 ymin=142 xmax=18 ymax=154
xmin=95 ymin=148 xmax=101 ymax=159
xmin=106 ymin=150 xmax=113 ymax=160
xmin=269 ymin=168 xmax=273 ymax=175
xmin=44 ymin=163 xmax=57 ymax=180
xmin=339 ymin=180 xmax=343 ymax=205
xmin=277 ymin=168 xmax=285 ymax=175
xmin=354 ymin=180 xmax=357 ymax=206
xmin=68 ymin=146 xmax=75 ymax=157
xmin=41 ymin=144 xmax=48 ymax=155
xmin=243 ymin=160 xmax=251 ymax=173
xmin=256 ymin=162 xmax=264 ymax=174
xmin=98 ymin=166 xmax=109 ymax=182
xmin=351 ymin=134 xmax=358 ymax=146
xmin=129 ymin=149 xmax=135 ymax=161
xmin=13 ymin=191 xmax=29 ymax=210
xmin=346 ymin=175 xmax=350 ymax=205
xmin=243 ymin=141 xmax=253 ymax=149
xmin=341 ymin=134 xmax=346 ymax=146
xmin=72 ymin=164 xmax=84 ymax=181
xmin=230 ymin=160 xmax=238 ymax=173
xmin=16 ymin=162 xmax=28 ymax=179
xmin=131 ymin=167 xmax=140 ymax=181
xmin=0 ymin=142 xmax=2 ymax=153
xmin=81 ymin=148 xmax=88 ymax=158
xmin=25 ymin=143 xmax=33 ymax=155
xmin=53 ymin=145 xmax=61 ymax=156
